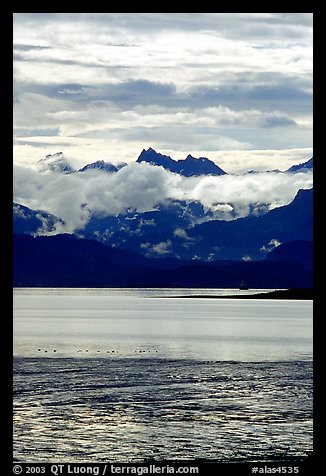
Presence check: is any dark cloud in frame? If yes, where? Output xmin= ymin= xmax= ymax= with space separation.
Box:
xmin=13 ymin=13 xmax=312 ymax=37
xmin=14 ymin=128 xmax=61 ymax=137
xmin=13 ymin=43 xmax=52 ymax=51
xmin=13 ymin=52 xmax=109 ymax=71
xmin=14 ymin=75 xmax=312 ymax=114
xmin=186 ymin=80 xmax=312 ymax=114
xmin=89 ymin=80 xmax=177 ymax=107
xmin=102 ymin=78 xmax=311 ymax=113
xmin=248 ymin=83 xmax=311 ymax=102
xmin=261 ymin=116 xmax=297 ymax=128
xmin=15 ymin=139 xmax=73 ymax=148
xmin=13 ymin=80 xmax=89 ymax=103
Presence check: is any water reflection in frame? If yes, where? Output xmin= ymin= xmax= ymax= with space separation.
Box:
xmin=13 ymin=290 xmax=313 ymax=362
xmin=13 ymin=358 xmax=312 ymax=462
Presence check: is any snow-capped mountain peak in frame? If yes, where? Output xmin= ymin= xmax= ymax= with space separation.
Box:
xmin=78 ymin=160 xmax=127 ymax=173
xmin=36 ymin=152 xmax=75 ymax=174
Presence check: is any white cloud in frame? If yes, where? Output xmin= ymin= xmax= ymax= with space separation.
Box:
xmin=152 ymin=240 xmax=172 ymax=255
xmin=171 ymin=169 xmax=313 ymax=214
xmin=206 ymin=148 xmax=313 ymax=173
xmin=13 ymin=160 xmax=313 ymax=233
xmin=13 ymin=13 xmax=312 ymax=173
xmin=173 ymin=228 xmax=194 ymax=240
xmin=260 ymin=238 xmax=283 ymax=253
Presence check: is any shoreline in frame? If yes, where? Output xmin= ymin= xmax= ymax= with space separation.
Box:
xmin=161 ymin=289 xmax=313 ymax=300
xmin=13 ymin=287 xmax=313 ymax=300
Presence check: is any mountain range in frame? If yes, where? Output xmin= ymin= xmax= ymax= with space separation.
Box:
xmin=36 ymin=149 xmax=313 ymax=177
xmin=286 ymin=157 xmax=313 ymax=173
xmin=13 ymin=203 xmax=64 ymax=234
xmin=14 ymin=149 xmax=313 ymax=287
xmin=13 ymin=187 xmax=313 ymax=288
xmin=13 ymin=233 xmax=312 ymax=288
xmin=136 ymin=147 xmax=227 ymax=176
xmin=14 ymin=187 xmax=313 ymax=262
xmin=36 ymin=148 xmax=228 ymax=176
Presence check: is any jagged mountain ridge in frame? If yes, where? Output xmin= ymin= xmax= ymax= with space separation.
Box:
xmin=36 ymin=150 xmax=313 ymax=177
xmin=13 ymin=188 xmax=313 ymax=263
xmin=15 ymin=150 xmax=313 ymax=263
xmin=168 ymin=188 xmax=313 ymax=261
xmin=136 ymin=147 xmax=227 ymax=176
xmin=286 ymin=157 xmax=313 ymax=173
xmin=78 ymin=188 xmax=312 ymax=261
xmin=36 ymin=152 xmax=75 ymax=174
xmin=37 ymin=148 xmax=228 ymax=176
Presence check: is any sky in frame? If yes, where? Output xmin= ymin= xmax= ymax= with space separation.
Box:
xmin=13 ymin=12 xmax=313 ymax=173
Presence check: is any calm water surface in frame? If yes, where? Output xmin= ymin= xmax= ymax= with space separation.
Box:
xmin=13 ymin=288 xmax=313 ymax=462
xmin=13 ymin=287 xmax=312 ymax=361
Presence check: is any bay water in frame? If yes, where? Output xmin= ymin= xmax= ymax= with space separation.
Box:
xmin=13 ymin=288 xmax=313 ymax=462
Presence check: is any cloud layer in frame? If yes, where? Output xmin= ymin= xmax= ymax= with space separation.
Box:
xmin=13 ymin=161 xmax=313 ymax=233
xmin=13 ymin=13 xmax=313 ymax=172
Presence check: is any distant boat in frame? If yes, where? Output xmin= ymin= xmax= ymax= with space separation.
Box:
xmin=239 ymin=280 xmax=249 ymax=290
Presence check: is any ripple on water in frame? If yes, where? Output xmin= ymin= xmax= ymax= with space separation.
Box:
xmin=13 ymin=358 xmax=313 ymax=462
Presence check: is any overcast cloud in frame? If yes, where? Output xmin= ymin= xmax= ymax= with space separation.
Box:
xmin=13 ymin=13 xmax=313 ymax=172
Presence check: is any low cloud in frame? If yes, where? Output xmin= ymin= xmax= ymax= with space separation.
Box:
xmin=173 ymin=228 xmax=194 ymax=240
xmin=260 ymin=238 xmax=282 ymax=253
xmin=13 ymin=160 xmax=313 ymax=233
xmin=152 ymin=240 xmax=172 ymax=255
xmin=141 ymin=240 xmax=173 ymax=256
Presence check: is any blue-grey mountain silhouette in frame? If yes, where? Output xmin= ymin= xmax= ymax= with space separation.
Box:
xmin=286 ymin=157 xmax=313 ymax=173
xmin=13 ymin=203 xmax=64 ymax=235
xmin=13 ymin=233 xmax=311 ymax=289
xmin=136 ymin=147 xmax=226 ymax=176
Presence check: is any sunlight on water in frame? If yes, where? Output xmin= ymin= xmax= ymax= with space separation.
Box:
xmin=13 ymin=358 xmax=312 ymax=462
xmin=13 ymin=288 xmax=312 ymax=362
xmin=13 ymin=288 xmax=313 ymax=462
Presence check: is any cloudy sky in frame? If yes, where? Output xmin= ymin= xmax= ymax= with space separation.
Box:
xmin=13 ymin=13 xmax=313 ymax=173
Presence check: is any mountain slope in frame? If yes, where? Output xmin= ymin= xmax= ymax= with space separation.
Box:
xmin=168 ymin=188 xmax=313 ymax=261
xmin=13 ymin=234 xmax=152 ymax=287
xmin=265 ymin=240 xmax=313 ymax=271
xmin=80 ymin=199 xmax=209 ymax=249
xmin=137 ymin=147 xmax=226 ymax=176
xmin=13 ymin=203 xmax=64 ymax=234
xmin=36 ymin=152 xmax=75 ymax=174
xmin=286 ymin=157 xmax=313 ymax=173
xmin=13 ymin=233 xmax=311 ymax=288
xmin=78 ymin=160 xmax=127 ymax=173
xmin=14 ymin=187 xmax=313 ymax=263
